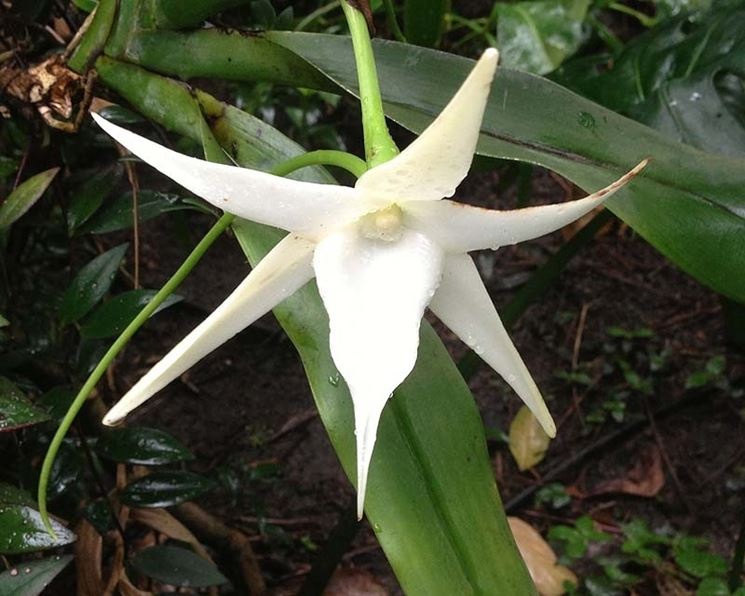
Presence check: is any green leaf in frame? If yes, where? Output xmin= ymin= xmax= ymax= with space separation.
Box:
xmin=0 ymin=377 xmax=51 ymax=432
xmin=80 ymin=290 xmax=182 ymax=339
xmin=59 ymin=244 xmax=129 ymax=324
xmin=555 ymin=4 xmax=745 ymax=157
xmin=0 ymin=506 xmax=75 ymax=554
xmin=495 ymin=0 xmax=590 ymax=74
xmin=96 ymin=427 xmax=193 ymax=465
xmin=210 ymin=102 xmax=535 ymax=593
xmin=0 ymin=168 xmax=59 ymax=229
xmin=674 ymin=536 xmax=728 ymax=579
xmin=98 ymin=104 xmax=146 ymax=124
xmin=654 ymin=0 xmax=712 ymax=18
xmin=130 ymin=545 xmax=228 ymax=588
xmin=0 ymin=483 xmax=35 ymax=507
xmin=266 ymin=32 xmax=745 ymax=302
xmin=67 ymin=167 xmax=121 ymax=232
xmin=0 ymin=555 xmax=73 ymax=595
xmin=80 ymin=190 xmax=208 ymax=234
xmin=38 ymin=387 xmax=76 ymax=421
xmin=0 ymin=314 xmax=8 ymax=328
xmin=404 ymin=0 xmax=448 ymax=47
xmin=119 ymin=471 xmax=216 ymax=508
xmin=696 ymin=577 xmax=732 ymax=596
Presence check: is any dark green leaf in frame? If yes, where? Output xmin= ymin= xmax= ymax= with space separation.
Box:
xmin=67 ymin=167 xmax=121 ymax=232
xmin=59 ymin=243 xmax=129 ymax=324
xmin=0 ymin=555 xmax=73 ymax=596
xmin=0 ymin=314 xmax=8 ymax=328
xmin=80 ymin=290 xmax=182 ymax=339
xmin=267 ymin=32 xmax=745 ymax=302
xmin=119 ymin=471 xmax=216 ymax=508
xmin=0 ymin=377 xmax=51 ymax=432
xmin=81 ymin=190 xmax=208 ymax=234
xmin=0 ymin=483 xmax=35 ymax=507
xmin=96 ymin=427 xmax=193 ymax=465
xmin=38 ymin=387 xmax=76 ymax=421
xmin=130 ymin=545 xmax=228 ymax=588
xmin=555 ymin=4 xmax=745 ymax=156
xmin=654 ymin=0 xmax=712 ymax=18
xmin=0 ymin=506 xmax=76 ymax=554
xmin=495 ymin=0 xmax=590 ymax=74
xmin=0 ymin=157 xmax=18 ymax=179
xmin=696 ymin=577 xmax=731 ymax=596
xmin=404 ymin=0 xmax=447 ymax=47
xmin=98 ymin=105 xmax=146 ymax=124
xmin=83 ymin=498 xmax=116 ymax=535
xmin=0 ymin=168 xmax=59 ymax=229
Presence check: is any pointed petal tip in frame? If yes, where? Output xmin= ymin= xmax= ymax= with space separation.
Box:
xmin=482 ymin=47 xmax=499 ymax=62
xmin=102 ymin=410 xmax=125 ymax=427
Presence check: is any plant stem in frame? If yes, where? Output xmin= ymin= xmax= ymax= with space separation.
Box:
xmin=38 ymin=150 xmax=365 ymax=534
xmin=382 ymin=0 xmax=407 ymax=43
xmin=340 ymin=1 xmax=399 ymax=167
xmin=296 ymin=1 xmax=340 ymax=32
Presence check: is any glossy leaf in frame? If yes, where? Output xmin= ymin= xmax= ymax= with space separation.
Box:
xmin=80 ymin=290 xmax=182 ymax=339
xmin=555 ymin=3 xmax=745 ymax=156
xmin=0 ymin=482 xmax=35 ymax=507
xmin=96 ymin=427 xmax=193 ymax=465
xmin=0 ymin=555 xmax=73 ymax=596
xmin=67 ymin=167 xmax=121 ymax=232
xmin=209 ymin=100 xmax=534 ymax=592
xmin=654 ymin=0 xmax=712 ymax=18
xmin=495 ymin=0 xmax=590 ymax=74
xmin=404 ymin=0 xmax=448 ymax=47
xmin=0 ymin=377 xmax=51 ymax=432
xmin=267 ymin=32 xmax=745 ymax=302
xmin=130 ymin=545 xmax=228 ymax=588
xmin=0 ymin=168 xmax=59 ymax=229
xmin=59 ymin=243 xmax=129 ymax=323
xmin=80 ymin=190 xmax=208 ymax=234
xmin=119 ymin=471 xmax=216 ymax=508
xmin=38 ymin=387 xmax=76 ymax=421
xmin=0 ymin=506 xmax=75 ymax=554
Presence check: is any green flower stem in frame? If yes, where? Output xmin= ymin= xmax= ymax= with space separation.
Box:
xmin=276 ymin=150 xmax=368 ymax=178
xmin=340 ymin=1 xmax=399 ymax=167
xmin=38 ymin=150 xmax=364 ymax=534
xmin=382 ymin=0 xmax=407 ymax=43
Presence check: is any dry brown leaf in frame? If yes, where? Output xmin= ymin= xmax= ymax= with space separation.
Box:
xmin=509 ymin=406 xmax=551 ymax=471
xmin=588 ymin=446 xmax=665 ymax=498
xmin=323 ymin=567 xmax=388 ymax=596
xmin=74 ymin=518 xmax=105 ymax=596
xmin=509 ymin=517 xmax=577 ymax=596
xmin=131 ymin=507 xmax=213 ymax=562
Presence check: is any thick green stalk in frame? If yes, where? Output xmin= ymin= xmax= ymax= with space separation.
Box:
xmin=340 ymin=1 xmax=399 ymax=166
xmin=276 ymin=150 xmax=367 ymax=178
xmin=67 ymin=0 xmax=118 ymax=73
xmin=147 ymin=0 xmax=252 ymax=29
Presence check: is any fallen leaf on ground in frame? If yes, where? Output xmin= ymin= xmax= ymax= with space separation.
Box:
xmin=509 ymin=406 xmax=551 ymax=471
xmin=509 ymin=517 xmax=577 ymax=596
xmin=588 ymin=445 xmax=665 ymax=498
xmin=323 ymin=567 xmax=388 ymax=596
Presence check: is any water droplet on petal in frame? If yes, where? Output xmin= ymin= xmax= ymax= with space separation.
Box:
xmin=9 ymin=569 xmax=18 ymax=577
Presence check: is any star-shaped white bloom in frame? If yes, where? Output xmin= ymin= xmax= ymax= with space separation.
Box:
xmin=93 ymin=49 xmax=646 ymax=518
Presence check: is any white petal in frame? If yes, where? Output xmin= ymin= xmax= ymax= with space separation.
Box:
xmin=313 ymin=227 xmax=444 ymax=518
xmin=405 ymin=160 xmax=648 ymax=252
xmin=355 ymin=49 xmax=499 ymax=202
xmin=429 ymin=254 xmax=556 ymax=437
xmin=103 ymin=234 xmax=315 ymax=426
xmin=92 ymin=114 xmax=371 ymax=238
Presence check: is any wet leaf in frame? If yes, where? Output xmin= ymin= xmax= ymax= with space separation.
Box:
xmin=495 ymin=0 xmax=590 ymax=74
xmin=509 ymin=517 xmax=577 ymax=596
xmin=59 ymin=243 xmax=129 ymax=323
xmin=119 ymin=471 xmax=216 ymax=508
xmin=0 ymin=483 xmax=35 ymax=507
xmin=129 ymin=545 xmax=228 ymax=588
xmin=0 ymin=377 xmax=51 ymax=432
xmin=82 ymin=498 xmax=116 ymax=535
xmin=0 ymin=168 xmax=59 ymax=229
xmin=0 ymin=554 xmax=73 ymax=595
xmin=0 ymin=506 xmax=76 ymax=554
xmin=38 ymin=386 xmax=76 ymax=421
xmin=96 ymin=427 xmax=193 ymax=465
xmin=80 ymin=290 xmax=182 ymax=339
xmin=509 ymin=405 xmax=551 ymax=471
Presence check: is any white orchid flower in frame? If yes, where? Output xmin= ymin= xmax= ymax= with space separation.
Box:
xmin=93 ymin=49 xmax=646 ymax=518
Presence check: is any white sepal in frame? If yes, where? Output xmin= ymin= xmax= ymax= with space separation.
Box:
xmin=430 ymin=254 xmax=556 ymax=437
xmin=313 ymin=227 xmax=444 ymax=517
xmin=405 ymin=160 xmax=648 ymax=253
xmin=355 ymin=49 xmax=499 ymax=202
xmin=92 ymin=114 xmax=372 ymax=239
xmin=103 ymin=234 xmax=316 ymax=426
